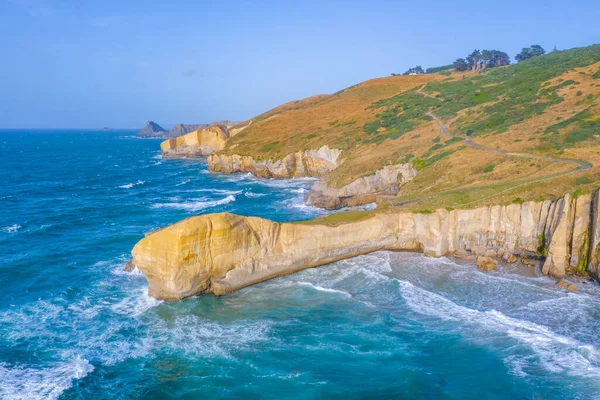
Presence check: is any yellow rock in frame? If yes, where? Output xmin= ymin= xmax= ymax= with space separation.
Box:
xmin=160 ymin=125 xmax=230 ymax=158
xmin=131 ymin=191 xmax=600 ymax=301
xmin=476 ymin=256 xmax=498 ymax=271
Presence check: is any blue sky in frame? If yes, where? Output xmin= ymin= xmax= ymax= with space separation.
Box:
xmin=1 ymin=0 xmax=599 ymax=129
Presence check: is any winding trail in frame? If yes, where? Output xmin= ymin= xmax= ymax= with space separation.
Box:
xmin=395 ymin=89 xmax=592 ymax=206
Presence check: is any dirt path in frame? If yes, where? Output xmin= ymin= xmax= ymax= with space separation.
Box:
xmin=395 ymin=92 xmax=592 ymax=206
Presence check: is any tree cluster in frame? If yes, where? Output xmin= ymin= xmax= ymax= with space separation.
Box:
xmin=402 ymin=65 xmax=424 ymax=75
xmin=516 ymin=45 xmax=545 ymax=62
xmin=454 ymin=49 xmax=511 ymax=72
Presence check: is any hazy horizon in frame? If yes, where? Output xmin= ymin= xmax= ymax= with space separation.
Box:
xmin=1 ymin=0 xmax=599 ymax=129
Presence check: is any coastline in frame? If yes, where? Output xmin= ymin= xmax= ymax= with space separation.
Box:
xmin=130 ymin=190 xmax=600 ymax=300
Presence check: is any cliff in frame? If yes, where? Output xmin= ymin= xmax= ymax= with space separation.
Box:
xmin=160 ymin=125 xmax=230 ymax=158
xmin=137 ymin=121 xmax=168 ymax=138
xmin=169 ymin=123 xmax=209 ymax=137
xmin=130 ymin=190 xmax=600 ymax=301
xmin=305 ymin=164 xmax=417 ymax=209
xmin=207 ymin=145 xmax=342 ymax=178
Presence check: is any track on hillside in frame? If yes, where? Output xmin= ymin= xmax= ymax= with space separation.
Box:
xmin=394 ymin=89 xmax=592 ymax=206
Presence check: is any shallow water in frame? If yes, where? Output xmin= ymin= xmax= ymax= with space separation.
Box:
xmin=1 ymin=130 xmax=599 ymax=399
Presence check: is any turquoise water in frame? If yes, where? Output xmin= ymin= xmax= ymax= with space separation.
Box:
xmin=1 ymin=130 xmax=600 ymax=399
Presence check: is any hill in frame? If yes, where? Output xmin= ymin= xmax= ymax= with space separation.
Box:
xmin=212 ymin=44 xmax=600 ymax=211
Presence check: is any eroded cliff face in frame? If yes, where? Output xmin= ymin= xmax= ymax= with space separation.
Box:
xmin=305 ymin=164 xmax=418 ymax=209
xmin=207 ymin=145 xmax=342 ymax=178
xmin=160 ymin=125 xmax=230 ymax=158
xmin=131 ymin=190 xmax=600 ymax=300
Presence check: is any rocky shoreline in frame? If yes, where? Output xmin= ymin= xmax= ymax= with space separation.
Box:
xmin=130 ymin=191 xmax=600 ymax=301
xmin=160 ymin=122 xmax=419 ymax=210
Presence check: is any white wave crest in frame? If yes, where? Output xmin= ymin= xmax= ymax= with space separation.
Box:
xmin=296 ymin=281 xmax=352 ymax=297
xmin=150 ymin=195 xmax=236 ymax=212
xmin=111 ymin=288 xmax=163 ymax=317
xmin=0 ymin=356 xmax=94 ymax=400
xmin=185 ymin=188 xmax=242 ymax=195
xmin=3 ymin=224 xmax=21 ymax=233
xmin=397 ymin=278 xmax=600 ymax=378
xmin=118 ymin=180 xmax=145 ymax=189
xmin=244 ymin=191 xmax=267 ymax=198
xmin=151 ymin=315 xmax=272 ymax=359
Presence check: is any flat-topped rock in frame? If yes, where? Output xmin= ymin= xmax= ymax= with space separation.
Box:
xmin=130 ymin=190 xmax=600 ymax=300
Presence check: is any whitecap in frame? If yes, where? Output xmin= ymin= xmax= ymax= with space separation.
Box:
xmin=150 ymin=195 xmax=236 ymax=212
xmin=111 ymin=288 xmax=163 ymax=317
xmin=185 ymin=188 xmax=242 ymax=195
xmin=396 ymin=278 xmax=600 ymax=378
xmin=244 ymin=192 xmax=267 ymax=198
xmin=296 ymin=281 xmax=352 ymax=297
xmin=118 ymin=180 xmax=145 ymax=189
xmin=0 ymin=356 xmax=94 ymax=400
xmin=175 ymin=179 xmax=190 ymax=186
xmin=3 ymin=224 xmax=21 ymax=233
xmin=150 ymin=315 xmax=272 ymax=360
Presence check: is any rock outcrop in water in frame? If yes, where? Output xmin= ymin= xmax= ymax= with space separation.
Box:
xmin=207 ymin=145 xmax=342 ymax=178
xmin=161 ymin=125 xmax=230 ymax=158
xmin=138 ymin=121 xmax=168 ymax=138
xmin=305 ymin=164 xmax=417 ymax=209
xmin=130 ymin=190 xmax=600 ymax=300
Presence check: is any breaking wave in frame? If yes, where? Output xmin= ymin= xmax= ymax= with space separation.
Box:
xmin=150 ymin=194 xmax=236 ymax=212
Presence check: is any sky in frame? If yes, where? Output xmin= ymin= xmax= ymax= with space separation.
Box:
xmin=1 ymin=0 xmax=599 ymax=129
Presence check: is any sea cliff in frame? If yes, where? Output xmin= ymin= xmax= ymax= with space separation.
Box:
xmin=161 ymin=125 xmax=230 ymax=158
xmin=305 ymin=163 xmax=417 ymax=209
xmin=207 ymin=145 xmax=342 ymax=178
xmin=130 ymin=190 xmax=600 ymax=301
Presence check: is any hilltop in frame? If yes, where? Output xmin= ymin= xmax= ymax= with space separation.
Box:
xmin=139 ymin=43 xmax=600 ymax=298
xmin=204 ymin=44 xmax=600 ymax=211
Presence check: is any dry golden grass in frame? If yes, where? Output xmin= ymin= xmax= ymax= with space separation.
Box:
xmin=218 ymin=57 xmax=600 ymax=210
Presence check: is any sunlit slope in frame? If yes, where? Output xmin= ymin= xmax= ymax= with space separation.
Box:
xmin=222 ymin=44 xmax=600 ymax=209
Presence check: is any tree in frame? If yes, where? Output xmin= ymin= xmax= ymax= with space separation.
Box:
xmin=467 ymin=49 xmax=482 ymax=71
xmin=516 ymin=45 xmax=546 ymax=62
xmin=488 ymin=50 xmax=510 ymax=68
xmin=454 ymin=58 xmax=468 ymax=71
xmin=403 ymin=65 xmax=424 ymax=75
xmin=465 ymin=49 xmax=510 ymax=71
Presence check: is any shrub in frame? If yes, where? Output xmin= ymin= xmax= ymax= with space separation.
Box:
xmin=482 ymin=164 xmax=495 ymax=173
xmin=576 ymin=176 xmax=592 ymax=185
xmin=259 ymin=141 xmax=281 ymax=153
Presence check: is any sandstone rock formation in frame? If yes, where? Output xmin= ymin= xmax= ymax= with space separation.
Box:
xmin=305 ymin=164 xmax=417 ymax=209
xmin=476 ymin=256 xmax=498 ymax=271
xmin=207 ymin=145 xmax=342 ymax=178
xmin=130 ymin=190 xmax=600 ymax=300
xmin=161 ymin=125 xmax=230 ymax=158
xmin=169 ymin=123 xmax=209 ymax=137
xmin=137 ymin=121 xmax=168 ymax=138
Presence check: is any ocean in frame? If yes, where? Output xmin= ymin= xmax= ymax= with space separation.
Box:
xmin=1 ymin=130 xmax=599 ymax=399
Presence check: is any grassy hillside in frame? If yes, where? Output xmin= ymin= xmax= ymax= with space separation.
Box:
xmin=221 ymin=44 xmax=600 ymax=210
